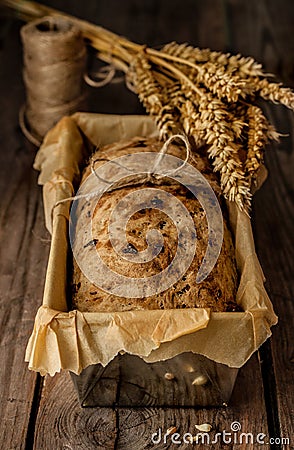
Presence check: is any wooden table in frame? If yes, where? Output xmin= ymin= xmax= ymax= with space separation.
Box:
xmin=0 ymin=1 xmax=293 ymax=448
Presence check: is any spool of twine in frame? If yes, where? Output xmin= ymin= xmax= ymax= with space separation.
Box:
xmin=20 ymin=16 xmax=87 ymax=145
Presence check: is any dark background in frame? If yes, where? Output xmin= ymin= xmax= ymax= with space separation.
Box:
xmin=2 ymin=0 xmax=293 ymax=114
xmin=0 ymin=1 xmax=293 ymax=449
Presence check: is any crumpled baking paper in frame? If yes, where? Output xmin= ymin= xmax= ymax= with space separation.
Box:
xmin=25 ymin=113 xmax=278 ymax=376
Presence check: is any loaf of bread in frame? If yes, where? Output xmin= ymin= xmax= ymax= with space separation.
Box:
xmin=71 ymin=137 xmax=239 ymax=313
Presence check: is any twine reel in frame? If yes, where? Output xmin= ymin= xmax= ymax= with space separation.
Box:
xmin=20 ymin=16 xmax=87 ymax=145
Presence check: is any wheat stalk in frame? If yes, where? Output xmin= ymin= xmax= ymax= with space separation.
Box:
xmin=3 ymin=0 xmax=294 ymax=212
xmin=244 ymin=105 xmax=281 ymax=181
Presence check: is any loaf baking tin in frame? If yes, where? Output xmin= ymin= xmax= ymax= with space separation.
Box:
xmin=71 ymin=353 xmax=238 ymax=407
xmin=26 ymin=113 xmax=277 ymax=407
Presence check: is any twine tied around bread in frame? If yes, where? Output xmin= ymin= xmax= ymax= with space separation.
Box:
xmin=54 ymin=134 xmax=191 ymax=212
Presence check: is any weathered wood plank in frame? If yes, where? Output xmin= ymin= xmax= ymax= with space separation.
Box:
xmin=0 ymin=20 xmax=51 ymax=450
xmin=226 ymin=2 xmax=294 ymax=447
xmin=253 ymin=106 xmax=294 ymax=449
xmin=0 ymin=176 xmax=48 ymax=449
xmin=33 ymin=372 xmax=117 ymax=450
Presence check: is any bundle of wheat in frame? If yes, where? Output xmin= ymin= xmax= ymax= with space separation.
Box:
xmin=2 ymin=0 xmax=294 ymax=211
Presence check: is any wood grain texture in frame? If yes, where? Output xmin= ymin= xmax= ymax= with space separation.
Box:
xmin=33 ymin=372 xmax=117 ymax=450
xmin=253 ymin=106 xmax=294 ymax=449
xmin=227 ymin=2 xmax=294 ymax=447
xmin=0 ymin=21 xmax=50 ymax=450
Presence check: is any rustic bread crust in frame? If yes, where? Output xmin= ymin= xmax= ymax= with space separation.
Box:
xmin=71 ymin=137 xmax=239 ymax=313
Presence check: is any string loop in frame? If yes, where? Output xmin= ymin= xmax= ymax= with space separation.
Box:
xmin=54 ymin=135 xmax=191 ymax=210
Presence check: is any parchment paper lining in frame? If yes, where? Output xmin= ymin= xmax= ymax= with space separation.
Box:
xmin=25 ymin=113 xmax=277 ymax=376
